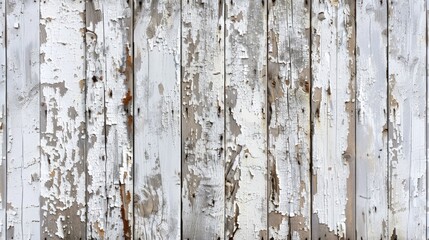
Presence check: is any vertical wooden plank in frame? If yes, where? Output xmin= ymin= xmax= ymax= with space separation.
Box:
xmin=86 ymin=1 xmax=134 ymax=238
xmin=311 ymin=0 xmax=356 ymax=238
xmin=40 ymin=0 xmax=86 ymax=238
xmin=267 ymin=0 xmax=311 ymax=239
xmin=0 ymin=0 xmax=5 ymax=238
xmin=134 ymin=0 xmax=181 ymax=238
xmin=85 ymin=1 xmax=107 ymax=238
xmin=224 ymin=1 xmax=267 ymax=239
xmin=356 ymin=0 xmax=388 ymax=239
xmin=388 ymin=0 xmax=426 ymax=238
xmin=181 ymin=0 xmax=224 ymax=239
xmin=103 ymin=0 xmax=134 ymax=238
xmin=6 ymin=0 xmax=40 ymax=239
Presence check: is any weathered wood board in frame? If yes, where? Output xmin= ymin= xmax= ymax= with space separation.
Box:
xmin=40 ymin=0 xmax=86 ymax=238
xmin=311 ymin=0 xmax=356 ymax=238
xmin=388 ymin=0 xmax=426 ymax=238
xmin=0 ymin=1 xmax=428 ymax=239
xmin=267 ymin=0 xmax=311 ymax=239
xmin=356 ymin=0 xmax=388 ymax=239
xmin=133 ymin=0 xmax=181 ymax=239
xmin=181 ymin=0 xmax=225 ymax=239
xmin=6 ymin=0 xmax=40 ymax=239
xmin=224 ymin=1 xmax=268 ymax=239
xmin=85 ymin=1 xmax=134 ymax=238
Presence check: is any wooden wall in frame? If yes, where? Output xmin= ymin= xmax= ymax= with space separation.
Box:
xmin=0 ymin=0 xmax=427 ymax=239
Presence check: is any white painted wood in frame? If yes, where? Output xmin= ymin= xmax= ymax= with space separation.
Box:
xmin=0 ymin=0 xmax=5 ymax=238
xmin=134 ymin=0 xmax=181 ymax=238
xmin=388 ymin=0 xmax=426 ymax=238
xmin=103 ymin=0 xmax=134 ymax=238
xmin=5 ymin=0 xmax=40 ymax=239
xmin=39 ymin=0 xmax=86 ymax=238
xmin=85 ymin=1 xmax=107 ymax=238
xmin=356 ymin=0 xmax=388 ymax=239
xmin=311 ymin=0 xmax=356 ymax=238
xmin=181 ymin=0 xmax=224 ymax=239
xmin=224 ymin=1 xmax=267 ymax=239
xmin=267 ymin=0 xmax=311 ymax=238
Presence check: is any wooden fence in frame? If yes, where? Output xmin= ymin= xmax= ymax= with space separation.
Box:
xmin=0 ymin=0 xmax=426 ymax=239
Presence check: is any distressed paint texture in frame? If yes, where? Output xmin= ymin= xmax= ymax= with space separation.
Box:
xmin=6 ymin=0 xmax=40 ymax=239
xmin=267 ymin=0 xmax=311 ymax=239
xmin=40 ymin=0 xmax=86 ymax=238
xmin=181 ymin=0 xmax=225 ymax=239
xmin=224 ymin=1 xmax=267 ymax=239
xmin=85 ymin=1 xmax=107 ymax=238
xmin=103 ymin=0 xmax=134 ymax=238
xmin=388 ymin=0 xmax=426 ymax=238
xmin=134 ymin=0 xmax=181 ymax=239
xmin=85 ymin=1 xmax=134 ymax=238
xmin=311 ymin=0 xmax=356 ymax=238
xmin=356 ymin=0 xmax=388 ymax=239
xmin=0 ymin=0 xmax=5 ymax=238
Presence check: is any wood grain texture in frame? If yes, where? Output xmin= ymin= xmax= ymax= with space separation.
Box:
xmin=311 ymin=0 xmax=356 ymax=238
xmin=356 ymin=0 xmax=388 ymax=239
xmin=85 ymin=1 xmax=134 ymax=238
xmin=0 ymin=0 xmax=5 ymax=238
xmin=85 ymin=1 xmax=107 ymax=238
xmin=267 ymin=0 xmax=311 ymax=239
xmin=6 ymin=0 xmax=40 ymax=239
xmin=181 ymin=0 xmax=225 ymax=239
xmin=134 ymin=0 xmax=181 ymax=238
xmin=103 ymin=0 xmax=134 ymax=238
xmin=388 ymin=0 xmax=426 ymax=238
xmin=40 ymin=0 xmax=86 ymax=238
xmin=224 ymin=1 xmax=267 ymax=239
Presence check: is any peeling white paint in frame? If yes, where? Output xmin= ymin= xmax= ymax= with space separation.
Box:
xmin=388 ymin=0 xmax=426 ymax=238
xmin=134 ymin=0 xmax=181 ymax=239
xmin=356 ymin=0 xmax=388 ymax=239
xmin=311 ymin=0 xmax=355 ymax=238
xmin=40 ymin=0 xmax=86 ymax=238
xmin=181 ymin=0 xmax=225 ymax=239
xmin=267 ymin=0 xmax=311 ymax=239
xmin=225 ymin=1 xmax=268 ymax=239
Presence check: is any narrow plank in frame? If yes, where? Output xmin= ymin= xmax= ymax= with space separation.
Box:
xmin=6 ymin=0 xmax=40 ymax=239
xmin=181 ymin=0 xmax=224 ymax=239
xmin=356 ymin=0 xmax=388 ymax=239
xmin=40 ymin=0 xmax=86 ymax=238
xmin=0 ymin=0 xmax=5 ymax=238
xmin=388 ymin=0 xmax=426 ymax=238
xmin=267 ymin=0 xmax=311 ymax=238
xmin=134 ymin=1 xmax=181 ymax=238
xmin=85 ymin=1 xmax=107 ymax=238
xmin=224 ymin=1 xmax=268 ymax=239
xmin=103 ymin=0 xmax=134 ymax=238
xmin=311 ymin=0 xmax=356 ymax=238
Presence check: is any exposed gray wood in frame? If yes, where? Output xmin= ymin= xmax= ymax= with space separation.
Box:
xmin=311 ymin=0 xmax=356 ymax=238
xmin=388 ymin=0 xmax=426 ymax=238
xmin=0 ymin=0 xmax=5 ymax=238
xmin=134 ymin=0 xmax=181 ymax=238
xmin=181 ymin=0 xmax=225 ymax=239
xmin=85 ymin=1 xmax=107 ymax=238
xmin=267 ymin=0 xmax=311 ymax=238
xmin=103 ymin=0 xmax=134 ymax=238
xmin=40 ymin=0 xmax=86 ymax=238
xmin=224 ymin=1 xmax=268 ymax=239
xmin=6 ymin=0 xmax=40 ymax=239
xmin=356 ymin=0 xmax=388 ymax=239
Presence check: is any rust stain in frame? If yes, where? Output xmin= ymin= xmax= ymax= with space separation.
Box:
xmin=119 ymin=184 xmax=131 ymax=239
xmin=122 ymin=90 xmax=133 ymax=106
